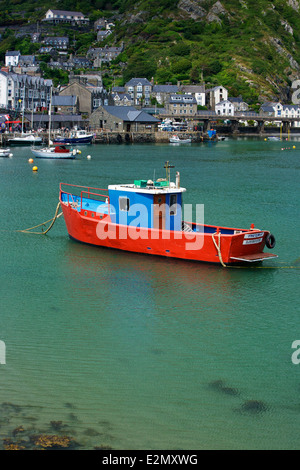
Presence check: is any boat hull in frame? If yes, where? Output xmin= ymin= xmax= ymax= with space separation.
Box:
xmin=170 ymin=138 xmax=191 ymax=144
xmin=7 ymin=136 xmax=42 ymax=146
xmin=54 ymin=136 xmax=93 ymax=144
xmin=0 ymin=149 xmax=12 ymax=157
xmin=32 ymin=148 xmax=75 ymax=159
xmin=59 ymin=190 xmax=277 ymax=265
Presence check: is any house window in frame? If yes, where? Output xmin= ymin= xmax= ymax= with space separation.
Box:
xmin=93 ymin=99 xmax=101 ymax=108
xmin=119 ymin=197 xmax=130 ymax=212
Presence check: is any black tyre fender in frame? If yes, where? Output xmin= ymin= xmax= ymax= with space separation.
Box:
xmin=265 ymin=233 xmax=276 ymax=249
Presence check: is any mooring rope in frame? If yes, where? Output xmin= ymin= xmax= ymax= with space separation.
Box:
xmin=17 ymin=202 xmax=62 ymax=235
xmin=212 ymin=231 xmax=227 ymax=267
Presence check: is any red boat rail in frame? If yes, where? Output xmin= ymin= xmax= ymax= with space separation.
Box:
xmin=60 ymin=183 xmax=109 ymax=210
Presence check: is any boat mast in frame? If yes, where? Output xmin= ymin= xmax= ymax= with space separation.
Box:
xmin=164 ymin=161 xmax=175 ymax=186
xmin=48 ymin=85 xmax=52 ymax=145
xmin=21 ymin=87 xmax=25 ymax=135
xmin=31 ymin=92 xmax=34 ymax=131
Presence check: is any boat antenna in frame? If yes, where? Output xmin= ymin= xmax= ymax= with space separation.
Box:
xmin=164 ymin=161 xmax=175 ymax=185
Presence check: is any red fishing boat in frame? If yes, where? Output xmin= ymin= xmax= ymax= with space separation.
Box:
xmin=59 ymin=163 xmax=277 ymax=266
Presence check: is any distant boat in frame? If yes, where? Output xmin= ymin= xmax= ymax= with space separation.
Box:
xmin=31 ymin=144 xmax=76 ymax=159
xmin=267 ymin=136 xmax=281 ymax=141
xmin=7 ymin=90 xmax=42 ymax=146
xmin=53 ymin=129 xmax=94 ymax=145
xmin=7 ymin=133 xmax=43 ymax=146
xmin=0 ymin=147 xmax=13 ymax=157
xmin=169 ymin=134 xmax=191 ymax=144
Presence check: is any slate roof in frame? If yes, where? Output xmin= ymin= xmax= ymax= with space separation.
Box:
xmin=169 ymin=94 xmax=197 ymax=104
xmin=47 ymin=10 xmax=85 ymax=17
xmin=102 ymin=106 xmax=159 ymax=122
xmin=5 ymin=51 xmax=20 ymax=57
xmin=125 ymin=78 xmax=152 ymax=87
xmin=152 ymin=85 xmax=178 ymax=93
xmin=52 ymin=95 xmax=77 ymax=106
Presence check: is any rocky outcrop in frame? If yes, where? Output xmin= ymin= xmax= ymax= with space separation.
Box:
xmin=269 ymin=37 xmax=300 ymax=70
xmin=177 ymin=0 xmax=207 ymax=20
xmin=287 ymin=0 xmax=299 ymax=11
xmin=178 ymin=0 xmax=230 ymax=23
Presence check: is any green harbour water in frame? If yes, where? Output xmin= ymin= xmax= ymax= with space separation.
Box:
xmin=0 ymin=137 xmax=299 ymax=450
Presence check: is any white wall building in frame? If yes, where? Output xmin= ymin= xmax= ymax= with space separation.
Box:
xmin=206 ymin=85 xmax=228 ymax=108
xmin=5 ymin=51 xmax=21 ymax=67
xmin=260 ymin=102 xmax=300 ymax=127
xmin=215 ymin=99 xmax=235 ymax=116
xmin=43 ymin=9 xmax=89 ymax=25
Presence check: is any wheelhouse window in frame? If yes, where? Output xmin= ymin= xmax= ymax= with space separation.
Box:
xmin=170 ymin=194 xmax=177 ymax=215
xmin=119 ymin=197 xmax=130 ymax=212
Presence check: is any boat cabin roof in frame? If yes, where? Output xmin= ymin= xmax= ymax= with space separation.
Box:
xmin=108 ymin=181 xmax=186 ymax=195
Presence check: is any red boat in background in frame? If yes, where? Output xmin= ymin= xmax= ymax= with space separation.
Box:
xmin=59 ymin=163 xmax=277 ymax=266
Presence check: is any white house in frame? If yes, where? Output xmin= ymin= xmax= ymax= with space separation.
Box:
xmin=43 ymin=9 xmax=89 ymax=25
xmin=260 ymin=102 xmax=300 ymax=127
xmin=206 ymin=85 xmax=228 ymax=108
xmin=215 ymin=100 xmax=234 ymax=116
xmin=5 ymin=51 xmax=21 ymax=67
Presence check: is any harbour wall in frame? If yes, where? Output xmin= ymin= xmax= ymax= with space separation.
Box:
xmin=1 ymin=127 xmax=299 ymax=146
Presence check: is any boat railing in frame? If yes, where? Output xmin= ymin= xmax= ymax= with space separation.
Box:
xmin=60 ymin=183 xmax=109 ymax=210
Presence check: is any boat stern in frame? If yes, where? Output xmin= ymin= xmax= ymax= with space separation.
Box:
xmin=228 ymin=229 xmax=277 ymax=264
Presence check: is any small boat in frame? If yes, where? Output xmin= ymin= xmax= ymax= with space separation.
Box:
xmin=7 ymin=133 xmax=43 ymax=146
xmin=53 ymin=129 xmax=94 ymax=145
xmin=59 ymin=162 xmax=277 ymax=266
xmin=31 ymin=86 xmax=76 ymax=159
xmin=169 ymin=134 xmax=191 ymax=144
xmin=267 ymin=136 xmax=281 ymax=141
xmin=0 ymin=148 xmax=13 ymax=157
xmin=31 ymin=144 xmax=76 ymax=159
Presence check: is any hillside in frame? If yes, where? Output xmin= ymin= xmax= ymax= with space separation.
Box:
xmin=1 ymin=0 xmax=300 ymax=105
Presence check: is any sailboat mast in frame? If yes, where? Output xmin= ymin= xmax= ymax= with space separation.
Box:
xmin=22 ymin=87 xmax=25 ymax=134
xmin=48 ymin=85 xmax=52 ymax=144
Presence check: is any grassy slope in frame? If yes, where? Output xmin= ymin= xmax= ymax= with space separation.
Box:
xmin=1 ymin=0 xmax=300 ymax=103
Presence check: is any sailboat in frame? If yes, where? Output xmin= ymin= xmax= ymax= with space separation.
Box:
xmin=7 ymin=91 xmax=42 ymax=146
xmin=31 ymin=87 xmax=76 ymax=159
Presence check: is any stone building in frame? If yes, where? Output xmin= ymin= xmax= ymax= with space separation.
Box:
xmin=166 ymin=94 xmax=197 ymax=116
xmin=89 ymin=105 xmax=160 ymax=132
xmin=59 ymin=80 xmax=113 ymax=116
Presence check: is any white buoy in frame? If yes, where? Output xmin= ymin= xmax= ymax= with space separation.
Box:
xmin=87 ymin=155 xmax=91 ymax=160
xmin=72 ymin=149 xmax=76 ymax=156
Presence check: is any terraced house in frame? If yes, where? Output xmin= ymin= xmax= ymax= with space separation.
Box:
xmin=0 ymin=71 xmax=52 ymax=111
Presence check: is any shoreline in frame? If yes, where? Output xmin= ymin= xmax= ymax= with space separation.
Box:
xmin=1 ymin=130 xmax=299 ymax=146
